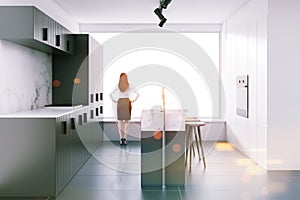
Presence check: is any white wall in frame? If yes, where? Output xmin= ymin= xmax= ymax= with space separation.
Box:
xmin=222 ymin=0 xmax=268 ymax=169
xmin=0 ymin=0 xmax=79 ymax=32
xmin=0 ymin=40 xmax=52 ymax=114
xmin=267 ymin=0 xmax=300 ymax=170
xmin=223 ymin=0 xmax=300 ymax=170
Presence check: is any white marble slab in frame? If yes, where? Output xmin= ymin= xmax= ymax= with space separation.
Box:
xmin=141 ymin=109 xmax=164 ymax=131
xmin=0 ymin=40 xmax=52 ymax=115
xmin=140 ymin=109 xmax=186 ymax=131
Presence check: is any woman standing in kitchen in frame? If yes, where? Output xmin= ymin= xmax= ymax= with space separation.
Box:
xmin=110 ymin=73 xmax=139 ymax=145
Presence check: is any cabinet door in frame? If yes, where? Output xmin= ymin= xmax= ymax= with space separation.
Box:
xmin=48 ymin=17 xmax=55 ymax=47
xmin=33 ymin=8 xmax=43 ymax=42
xmin=34 ymin=10 xmax=55 ymax=48
xmin=88 ymin=36 xmax=103 ymax=105
xmin=141 ymin=131 xmax=163 ymax=187
xmin=1 ymin=7 xmax=72 ymax=54
xmin=55 ymin=117 xmax=63 ymax=193
xmin=42 ymin=14 xmax=50 ymax=45
xmin=66 ymin=114 xmax=73 ymax=182
xmin=65 ymin=34 xmax=74 ymax=54
xmin=56 ymin=115 xmax=71 ymax=195
xmin=61 ymin=28 xmax=74 ymax=54
xmin=72 ymin=110 xmax=87 ymax=174
xmin=54 ymin=22 xmax=63 ymax=49
xmin=88 ymin=37 xmax=96 ymax=97
xmin=60 ymin=27 xmax=66 ymax=51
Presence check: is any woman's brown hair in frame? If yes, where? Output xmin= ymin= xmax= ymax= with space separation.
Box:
xmin=118 ymin=73 xmax=129 ymax=92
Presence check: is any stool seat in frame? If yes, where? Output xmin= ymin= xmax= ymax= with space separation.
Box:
xmin=185 ymin=121 xmax=206 ymax=171
xmin=185 ymin=121 xmax=205 ymax=126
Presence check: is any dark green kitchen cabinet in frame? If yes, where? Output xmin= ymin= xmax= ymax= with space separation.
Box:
xmin=0 ymin=118 xmax=58 ymax=197
xmin=141 ymin=131 xmax=163 ymax=187
xmin=52 ymin=34 xmax=103 ymax=106
xmin=0 ymin=6 xmax=73 ymax=54
xmin=0 ymin=107 xmax=103 ymax=198
xmin=55 ymin=111 xmax=91 ymax=194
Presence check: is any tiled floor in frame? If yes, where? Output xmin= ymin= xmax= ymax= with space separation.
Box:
xmin=53 ymin=141 xmax=300 ymax=200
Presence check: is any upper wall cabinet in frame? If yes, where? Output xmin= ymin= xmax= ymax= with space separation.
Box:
xmin=52 ymin=34 xmax=103 ymax=106
xmin=0 ymin=6 xmax=74 ymax=54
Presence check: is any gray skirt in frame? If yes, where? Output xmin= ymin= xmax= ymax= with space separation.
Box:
xmin=117 ymin=98 xmax=132 ymax=120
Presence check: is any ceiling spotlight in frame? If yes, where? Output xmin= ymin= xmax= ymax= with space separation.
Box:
xmin=154 ymin=8 xmax=167 ymax=27
xmin=154 ymin=0 xmax=172 ymax=27
xmin=160 ymin=0 xmax=172 ymax=9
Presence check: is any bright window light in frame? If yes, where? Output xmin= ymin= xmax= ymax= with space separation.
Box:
xmin=91 ymin=32 xmax=220 ymax=119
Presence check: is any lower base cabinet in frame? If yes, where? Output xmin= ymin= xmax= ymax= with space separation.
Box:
xmin=0 ymin=112 xmax=103 ymax=198
xmin=141 ymin=131 xmax=163 ymax=187
xmin=55 ymin=114 xmax=90 ymax=194
xmin=0 ymin=118 xmax=57 ymax=197
xmin=141 ymin=131 xmax=185 ymax=188
xmin=56 ymin=112 xmax=102 ymax=196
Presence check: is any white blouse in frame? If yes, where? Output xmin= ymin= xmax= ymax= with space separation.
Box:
xmin=110 ymin=85 xmax=139 ymax=102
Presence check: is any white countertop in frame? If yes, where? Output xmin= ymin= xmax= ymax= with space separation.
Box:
xmin=101 ymin=117 xmax=141 ymax=122
xmin=0 ymin=105 xmax=87 ymax=118
xmin=0 ymin=107 xmax=225 ymax=122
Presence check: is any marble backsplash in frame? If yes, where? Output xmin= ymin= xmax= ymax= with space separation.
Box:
xmin=0 ymin=40 xmax=52 ymax=114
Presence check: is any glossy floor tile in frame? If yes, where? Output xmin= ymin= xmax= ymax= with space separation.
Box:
xmin=52 ymin=141 xmax=300 ymax=200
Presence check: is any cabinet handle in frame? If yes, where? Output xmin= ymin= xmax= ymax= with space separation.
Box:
xmin=83 ymin=113 xmax=88 ymax=123
xmin=66 ymin=40 xmax=70 ymax=51
xmin=56 ymin=35 xmax=60 ymax=47
xmin=90 ymin=110 xmax=94 ymax=119
xmin=100 ymin=93 xmax=103 ymax=101
xmin=61 ymin=121 xmax=67 ymax=134
xmin=100 ymin=106 xmax=103 ymax=114
xmin=78 ymin=115 xmax=83 ymax=125
xmin=70 ymin=118 xmax=76 ymax=130
xmin=90 ymin=94 xmax=94 ymax=103
xmin=42 ymin=28 xmax=48 ymax=41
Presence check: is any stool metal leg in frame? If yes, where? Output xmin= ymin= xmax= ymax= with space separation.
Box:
xmin=191 ymin=140 xmax=196 ymax=157
xmin=193 ymin=127 xmax=201 ymax=162
xmin=185 ymin=125 xmax=191 ymax=167
xmin=189 ymin=132 xmax=192 ymax=172
xmin=197 ymin=126 xmax=206 ymax=168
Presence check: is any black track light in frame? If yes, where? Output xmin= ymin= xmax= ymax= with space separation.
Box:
xmin=154 ymin=0 xmax=172 ymax=27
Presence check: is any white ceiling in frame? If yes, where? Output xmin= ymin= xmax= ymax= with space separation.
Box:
xmin=52 ymin=0 xmax=250 ymax=24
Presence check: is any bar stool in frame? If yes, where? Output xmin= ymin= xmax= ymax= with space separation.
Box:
xmin=185 ymin=121 xmax=206 ymax=171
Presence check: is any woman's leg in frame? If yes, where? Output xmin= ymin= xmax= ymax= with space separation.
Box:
xmin=118 ymin=120 xmax=123 ymax=139
xmin=124 ymin=120 xmax=129 ymax=140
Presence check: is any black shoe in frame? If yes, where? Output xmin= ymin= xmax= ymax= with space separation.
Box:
xmin=120 ymin=138 xmax=124 ymax=145
xmin=123 ymin=138 xmax=127 ymax=145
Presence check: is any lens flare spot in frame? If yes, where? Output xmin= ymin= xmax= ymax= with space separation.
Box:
xmin=241 ymin=175 xmax=251 ymax=183
xmin=268 ymin=159 xmax=283 ymax=165
xmin=153 ymin=131 xmax=162 ymax=140
xmin=269 ymin=182 xmax=287 ymax=193
xmin=73 ymin=78 xmax=81 ymax=84
xmin=245 ymin=166 xmax=266 ymax=175
xmin=250 ymin=148 xmax=267 ymax=153
xmin=214 ymin=142 xmax=234 ymax=151
xmin=172 ymin=143 xmax=181 ymax=153
xmin=52 ymin=80 xmax=61 ymax=87
xmin=240 ymin=192 xmax=251 ymax=200
xmin=235 ymin=159 xmax=254 ymax=166
xmin=261 ymin=187 xmax=269 ymax=196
